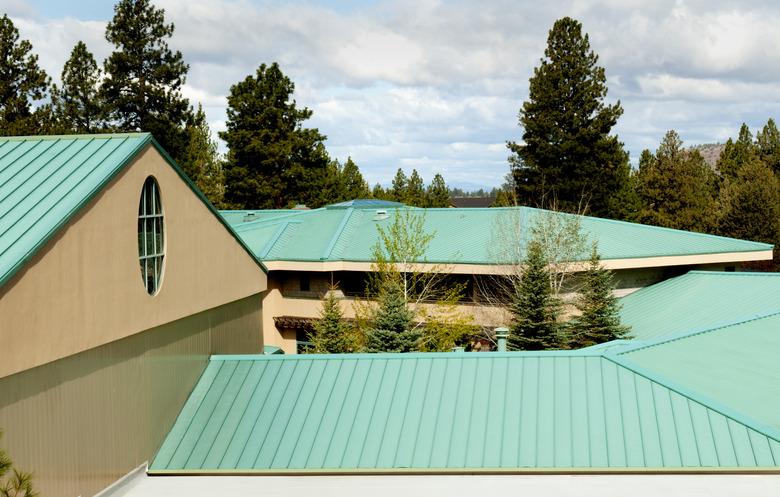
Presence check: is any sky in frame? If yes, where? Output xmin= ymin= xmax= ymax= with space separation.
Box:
xmin=5 ymin=0 xmax=780 ymax=189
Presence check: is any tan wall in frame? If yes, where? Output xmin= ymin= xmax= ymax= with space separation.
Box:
xmin=0 ymin=294 xmax=261 ymax=497
xmin=0 ymin=145 xmax=266 ymax=378
xmin=261 ymin=262 xmax=742 ymax=353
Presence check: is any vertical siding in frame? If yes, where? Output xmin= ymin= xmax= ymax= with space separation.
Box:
xmin=0 ymin=294 xmax=262 ymax=497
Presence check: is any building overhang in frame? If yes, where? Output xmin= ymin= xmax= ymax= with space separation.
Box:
xmin=260 ymin=249 xmax=774 ymax=275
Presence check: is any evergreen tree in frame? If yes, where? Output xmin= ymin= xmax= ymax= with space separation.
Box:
xmin=180 ymin=104 xmax=225 ymax=207
xmin=390 ymin=168 xmax=408 ymax=202
xmin=405 ymin=169 xmax=426 ymax=206
xmin=311 ymin=288 xmax=357 ymax=353
xmin=507 ymin=240 xmax=561 ymax=350
xmin=756 ymin=118 xmax=780 ymax=175
xmin=341 ymin=157 xmax=370 ymax=200
xmin=718 ymin=158 xmax=780 ymax=247
xmin=425 ymin=173 xmax=450 ymax=207
xmin=372 ymin=183 xmax=388 ymax=200
xmin=570 ymin=245 xmax=630 ymax=347
xmin=0 ymin=14 xmax=51 ymax=135
xmin=507 ymin=16 xmax=628 ymax=218
xmin=365 ymin=279 xmax=419 ymax=353
xmin=101 ymin=0 xmax=191 ymax=161
xmin=717 ymin=123 xmax=757 ymax=179
xmin=54 ymin=41 xmax=104 ymax=133
xmin=636 ymin=130 xmax=718 ymax=233
xmin=0 ymin=429 xmax=36 ymax=497
xmin=220 ymin=62 xmax=329 ymax=209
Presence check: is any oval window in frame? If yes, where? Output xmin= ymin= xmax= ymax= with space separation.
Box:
xmin=138 ymin=177 xmax=165 ymax=294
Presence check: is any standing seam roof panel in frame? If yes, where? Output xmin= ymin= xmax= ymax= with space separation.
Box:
xmin=150 ymin=353 xmax=780 ymax=473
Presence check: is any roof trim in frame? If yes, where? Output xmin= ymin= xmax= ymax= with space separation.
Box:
xmin=147 ymin=466 xmax=780 ymax=476
xmin=257 ymin=249 xmax=772 ymax=274
xmin=0 ymin=134 xmax=150 ymax=288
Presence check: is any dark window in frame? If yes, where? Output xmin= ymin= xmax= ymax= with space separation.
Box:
xmin=300 ymin=274 xmax=310 ymax=292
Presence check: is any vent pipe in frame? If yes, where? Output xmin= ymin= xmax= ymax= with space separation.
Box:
xmin=494 ymin=327 xmax=509 ymax=352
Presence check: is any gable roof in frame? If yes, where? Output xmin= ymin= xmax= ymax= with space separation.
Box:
xmin=0 ymin=133 xmax=264 ymax=288
xmin=149 ymin=351 xmax=780 ymax=474
xmin=222 ymin=206 xmax=772 ymax=268
xmin=619 ymin=271 xmax=780 ymax=341
xmin=616 ymin=311 xmax=780 ymax=433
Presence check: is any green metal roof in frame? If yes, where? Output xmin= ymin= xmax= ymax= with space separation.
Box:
xmin=617 ymin=312 xmax=780 ymax=433
xmin=149 ymin=352 xmax=780 ymax=473
xmin=620 ymin=271 xmax=780 ymax=341
xmin=222 ymin=206 xmax=772 ymax=265
xmin=0 ymin=133 xmax=265 ymax=288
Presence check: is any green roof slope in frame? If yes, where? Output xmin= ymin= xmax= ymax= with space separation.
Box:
xmin=620 ymin=271 xmax=780 ymax=341
xmin=150 ymin=352 xmax=780 ymax=473
xmin=618 ymin=312 xmax=780 ymax=432
xmin=0 ymin=133 xmax=264 ymax=288
xmin=224 ymin=206 xmax=771 ymax=265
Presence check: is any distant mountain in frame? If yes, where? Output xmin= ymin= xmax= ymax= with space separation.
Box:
xmin=691 ymin=143 xmax=725 ymax=169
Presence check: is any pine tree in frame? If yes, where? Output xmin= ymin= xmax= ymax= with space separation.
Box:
xmin=101 ymin=0 xmax=191 ymax=161
xmin=636 ymin=131 xmax=718 ymax=233
xmin=54 ymin=41 xmax=104 ymax=133
xmin=718 ymin=158 xmax=780 ymax=247
xmin=570 ymin=245 xmax=630 ymax=347
xmin=390 ymin=168 xmax=408 ymax=202
xmin=0 ymin=14 xmax=51 ymax=135
xmin=0 ymin=429 xmax=36 ymax=497
xmin=425 ymin=173 xmax=450 ymax=207
xmin=717 ymin=123 xmax=757 ymax=179
xmin=756 ymin=118 xmax=780 ymax=175
xmin=405 ymin=169 xmax=426 ymax=206
xmin=507 ymin=240 xmax=561 ymax=350
xmin=220 ymin=62 xmax=329 ymax=209
xmin=341 ymin=157 xmax=370 ymax=200
xmin=507 ymin=17 xmax=629 ymax=218
xmin=180 ymin=104 xmax=225 ymax=207
xmin=311 ymin=288 xmax=357 ymax=353
xmin=365 ymin=279 xmax=419 ymax=353
xmin=372 ymin=183 xmax=388 ymax=200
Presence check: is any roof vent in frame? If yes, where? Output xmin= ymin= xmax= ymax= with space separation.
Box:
xmin=242 ymin=213 xmax=257 ymax=222
xmin=373 ymin=209 xmax=389 ymax=221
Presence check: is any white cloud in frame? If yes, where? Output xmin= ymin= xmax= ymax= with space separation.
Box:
xmin=9 ymin=0 xmax=780 ymax=188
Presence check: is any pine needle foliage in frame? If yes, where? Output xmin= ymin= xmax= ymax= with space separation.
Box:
xmin=507 ymin=240 xmax=561 ymax=350
xmin=365 ymin=279 xmax=419 ymax=353
xmin=0 ymin=430 xmax=36 ymax=497
xmin=570 ymin=245 xmax=630 ymax=347
xmin=311 ymin=287 xmax=360 ymax=353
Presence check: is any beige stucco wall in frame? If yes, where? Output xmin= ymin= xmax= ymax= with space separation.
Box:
xmin=0 ymin=294 xmax=262 ymax=497
xmin=0 ymin=144 xmax=266 ymax=378
xmin=261 ymin=261 xmax=742 ymax=353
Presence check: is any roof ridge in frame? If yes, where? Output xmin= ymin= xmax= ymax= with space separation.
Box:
xmin=233 ymin=208 xmax=322 ymax=230
xmin=209 ymin=349 xmax=606 ymax=361
xmin=0 ymin=132 xmax=151 ymax=141
xmin=614 ymin=310 xmax=780 ymax=355
xmin=604 ymin=354 xmax=780 ymax=444
xmin=687 ymin=270 xmax=780 ymax=277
